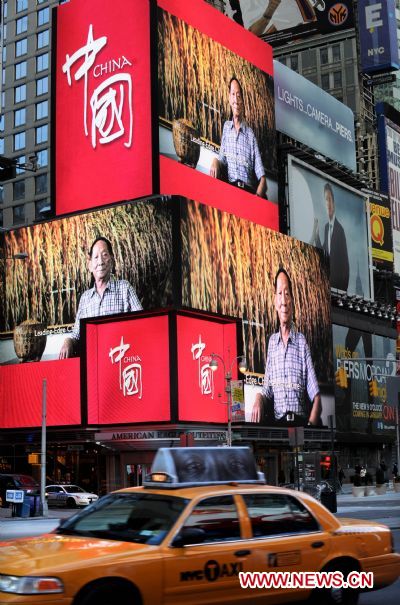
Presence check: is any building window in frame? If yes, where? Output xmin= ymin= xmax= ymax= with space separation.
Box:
xmin=16 ymin=0 xmax=28 ymax=12
xmin=36 ymin=76 xmax=48 ymax=96
xmin=15 ymin=61 xmax=27 ymax=80
xmin=290 ymin=54 xmax=298 ymax=71
xmin=320 ymin=47 xmax=328 ymax=65
xmin=13 ymin=180 xmax=25 ymax=200
xmin=13 ymin=204 xmax=25 ymax=225
xmin=344 ymin=39 xmax=354 ymax=59
xmin=16 ymin=15 xmax=28 ymax=35
xmin=16 ymin=155 xmax=25 ymax=175
xmin=36 ymin=53 xmax=49 ymax=72
xmin=0 ymin=209 xmax=3 ymax=227
xmin=0 ymin=138 xmax=4 ymax=154
xmin=0 ymin=115 xmax=4 ymax=131
xmin=36 ymin=148 xmax=48 ymax=168
xmin=345 ymin=64 xmax=355 ymax=86
xmin=3 ymin=1 xmax=7 ymax=18
xmin=35 ymin=198 xmax=51 ymax=220
xmin=35 ymin=173 xmax=47 ymax=194
xmin=36 ymin=124 xmax=48 ymax=144
xmin=37 ymin=7 xmax=49 ymax=26
xmin=15 ymin=38 xmax=28 ymax=57
xmin=332 ymin=44 xmax=341 ymax=62
xmin=0 ymin=187 xmax=3 ymax=204
xmin=302 ymin=49 xmax=316 ymax=69
xmin=37 ymin=29 xmax=49 ymax=49
xmin=14 ymin=131 xmax=26 ymax=151
xmin=14 ymin=108 xmax=26 ymax=127
xmin=14 ymin=84 xmax=26 ymax=103
xmin=36 ymin=100 xmax=48 ymax=120
xmin=2 ymin=45 xmax=6 ymax=62
xmin=333 ymin=71 xmax=342 ymax=88
xmin=321 ymin=73 xmax=330 ymax=90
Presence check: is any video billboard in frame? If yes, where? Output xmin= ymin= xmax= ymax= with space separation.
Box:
xmin=0 ymin=199 xmax=173 ymax=364
xmin=55 ymin=0 xmax=153 ymax=215
xmin=369 ymin=192 xmax=394 ymax=268
xmin=224 ymin=0 xmax=354 ymax=47
xmin=333 ymin=325 xmax=396 ymax=435
xmin=358 ymin=0 xmax=399 ymax=74
xmin=288 ymin=156 xmax=372 ymax=297
xmin=377 ymin=111 xmax=400 ymax=275
xmin=158 ymin=0 xmax=278 ymax=229
xmin=181 ymin=198 xmax=333 ymax=428
xmin=274 ymin=61 xmax=356 ymax=172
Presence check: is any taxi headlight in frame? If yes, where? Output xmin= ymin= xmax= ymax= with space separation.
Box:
xmin=0 ymin=574 xmax=64 ymax=594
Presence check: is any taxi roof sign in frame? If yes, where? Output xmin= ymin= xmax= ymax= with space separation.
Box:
xmin=145 ymin=447 xmax=265 ymax=488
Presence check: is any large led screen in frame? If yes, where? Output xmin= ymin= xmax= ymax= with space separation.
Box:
xmin=369 ymin=193 xmax=394 ymax=268
xmin=224 ymin=0 xmax=354 ymax=47
xmin=55 ymin=0 xmax=153 ymax=215
xmin=0 ymin=199 xmax=173 ymax=364
xmin=288 ymin=156 xmax=372 ymax=298
xmin=333 ymin=325 xmax=396 ymax=436
xmin=86 ymin=314 xmax=171 ymax=424
xmin=176 ymin=314 xmax=238 ymax=422
xmin=158 ymin=0 xmax=278 ymax=229
xmin=377 ymin=114 xmax=400 ymax=275
xmin=181 ymin=198 xmax=333 ymax=428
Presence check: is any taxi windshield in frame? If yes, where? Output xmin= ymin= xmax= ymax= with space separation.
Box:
xmin=56 ymin=492 xmax=189 ymax=545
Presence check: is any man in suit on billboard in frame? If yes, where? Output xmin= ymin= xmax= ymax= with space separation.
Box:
xmin=312 ymin=182 xmax=349 ymax=292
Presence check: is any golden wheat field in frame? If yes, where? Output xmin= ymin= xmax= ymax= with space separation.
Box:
xmin=158 ymin=10 xmax=276 ymax=172
xmin=181 ymin=200 xmax=332 ymax=381
xmin=1 ymin=200 xmax=173 ymax=333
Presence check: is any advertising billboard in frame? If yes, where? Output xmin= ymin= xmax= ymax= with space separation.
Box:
xmin=181 ymin=198 xmax=333 ymax=428
xmin=84 ymin=309 xmax=239 ymax=425
xmin=358 ymin=0 xmax=399 ymax=74
xmin=377 ymin=109 xmax=400 ymax=275
xmin=158 ymin=0 xmax=279 ymax=230
xmin=288 ymin=156 xmax=372 ymax=298
xmin=0 ymin=199 xmax=174 ymax=364
xmin=333 ymin=325 xmax=396 ymax=435
xmin=176 ymin=314 xmax=238 ymax=422
xmin=55 ymin=0 xmax=153 ymax=215
xmin=274 ymin=61 xmax=356 ymax=172
xmin=0 ymin=359 xmax=81 ymax=428
xmin=224 ymin=0 xmax=354 ymax=47
xmin=86 ymin=314 xmax=171 ymax=424
xmin=368 ymin=192 xmax=394 ymax=267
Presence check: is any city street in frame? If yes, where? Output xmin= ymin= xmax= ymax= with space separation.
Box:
xmin=1 ymin=487 xmax=399 ymax=603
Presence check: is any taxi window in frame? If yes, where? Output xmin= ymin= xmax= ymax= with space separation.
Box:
xmin=57 ymin=493 xmax=188 ymax=545
xmin=182 ymin=495 xmax=240 ymax=543
xmin=242 ymin=494 xmax=319 ymax=538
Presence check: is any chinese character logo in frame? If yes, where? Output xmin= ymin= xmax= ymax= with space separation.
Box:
xmin=191 ymin=335 xmax=214 ymax=398
xmin=109 ymin=336 xmax=142 ymax=398
xmin=62 ymin=24 xmax=133 ymax=149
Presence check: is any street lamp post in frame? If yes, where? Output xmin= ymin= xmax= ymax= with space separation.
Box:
xmin=209 ymin=353 xmax=247 ymax=447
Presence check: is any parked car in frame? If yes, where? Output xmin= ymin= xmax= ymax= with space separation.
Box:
xmin=45 ymin=484 xmax=98 ymax=508
xmin=0 ymin=473 xmax=40 ymax=508
xmin=0 ymin=448 xmax=399 ymax=605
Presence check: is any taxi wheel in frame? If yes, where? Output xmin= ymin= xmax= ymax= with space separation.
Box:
xmin=67 ymin=497 xmax=77 ymax=508
xmin=76 ymin=579 xmax=140 ymax=605
xmin=310 ymin=563 xmax=359 ymax=605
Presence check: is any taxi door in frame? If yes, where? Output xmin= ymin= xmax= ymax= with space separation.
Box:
xmin=162 ymin=495 xmax=259 ymax=604
xmin=239 ymin=492 xmax=332 ymax=602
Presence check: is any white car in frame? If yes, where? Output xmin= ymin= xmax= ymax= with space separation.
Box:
xmin=45 ymin=484 xmax=98 ymax=508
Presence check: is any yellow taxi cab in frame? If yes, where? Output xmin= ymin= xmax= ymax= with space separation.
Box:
xmin=0 ymin=447 xmax=399 ymax=605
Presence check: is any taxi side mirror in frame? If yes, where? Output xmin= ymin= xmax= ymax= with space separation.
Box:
xmin=171 ymin=527 xmax=206 ymax=548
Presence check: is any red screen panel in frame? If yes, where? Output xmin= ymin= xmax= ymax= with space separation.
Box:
xmin=55 ymin=0 xmax=153 ymax=215
xmin=86 ymin=315 xmax=171 ymax=424
xmin=177 ymin=315 xmax=238 ymax=422
xmin=0 ymin=359 xmax=81 ymax=428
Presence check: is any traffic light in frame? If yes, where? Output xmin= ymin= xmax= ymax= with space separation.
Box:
xmin=0 ymin=156 xmax=16 ymax=182
xmin=369 ymin=379 xmax=378 ymax=397
xmin=335 ymin=367 xmax=348 ymax=388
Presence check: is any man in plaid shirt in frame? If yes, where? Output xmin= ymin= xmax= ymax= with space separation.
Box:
xmin=210 ymin=77 xmax=267 ymax=197
xmin=251 ymin=268 xmax=321 ymax=426
xmin=59 ymin=237 xmax=142 ymax=358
